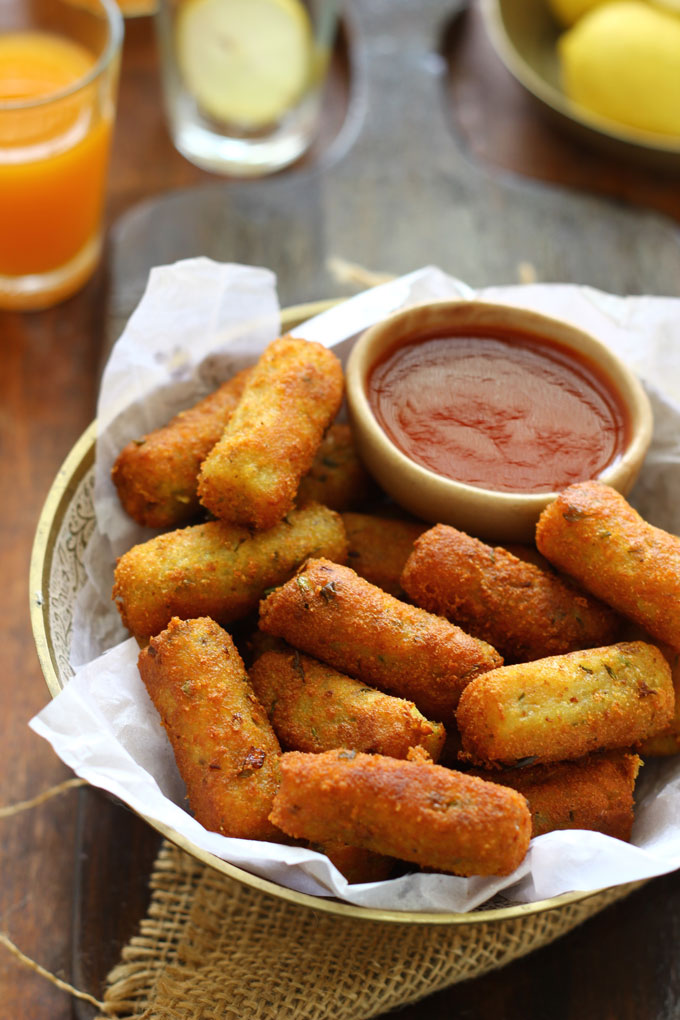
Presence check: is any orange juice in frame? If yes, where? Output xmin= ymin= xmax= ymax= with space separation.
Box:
xmin=67 ymin=0 xmax=156 ymax=16
xmin=0 ymin=31 xmax=116 ymax=304
xmin=116 ymin=0 xmax=157 ymax=13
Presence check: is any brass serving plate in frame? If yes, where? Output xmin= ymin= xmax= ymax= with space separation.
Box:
xmin=30 ymin=298 xmax=639 ymax=925
xmin=481 ymin=0 xmax=680 ymax=171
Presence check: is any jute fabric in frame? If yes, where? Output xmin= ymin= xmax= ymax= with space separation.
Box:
xmin=98 ymin=840 xmax=640 ymax=1019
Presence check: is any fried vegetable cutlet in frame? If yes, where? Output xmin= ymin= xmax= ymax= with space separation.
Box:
xmin=138 ymin=616 xmax=282 ymax=840
xmin=258 ymin=558 xmax=502 ymax=724
xmin=269 ymin=749 xmax=532 ymax=877
xmin=470 ymin=750 xmax=642 ymax=841
xmin=249 ymin=645 xmax=446 ymax=760
xmin=197 ymin=336 xmax=344 ymax=530
xmin=456 ymin=641 xmax=674 ymax=767
xmin=401 ymin=523 xmax=623 ymax=662
xmin=113 ymin=503 xmax=347 ymax=641
xmin=536 ymin=481 xmax=680 ymax=649
xmin=111 ymin=368 xmax=251 ymax=529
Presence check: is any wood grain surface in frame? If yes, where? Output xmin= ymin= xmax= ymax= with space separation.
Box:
xmin=2 ymin=3 xmax=680 ymax=1018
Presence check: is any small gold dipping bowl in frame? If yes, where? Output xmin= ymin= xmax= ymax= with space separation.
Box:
xmin=345 ymin=299 xmax=653 ymax=544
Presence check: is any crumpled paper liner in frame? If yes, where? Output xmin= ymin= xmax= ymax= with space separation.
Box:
xmin=30 ymin=258 xmax=680 ymax=914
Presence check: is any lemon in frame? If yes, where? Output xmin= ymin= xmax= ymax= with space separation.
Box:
xmin=176 ymin=0 xmax=313 ymax=129
xmin=559 ymin=0 xmax=680 ymax=136
xmin=547 ymin=0 xmax=612 ymax=28
xmin=547 ymin=0 xmax=680 ymax=27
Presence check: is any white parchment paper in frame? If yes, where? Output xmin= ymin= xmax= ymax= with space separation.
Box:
xmin=30 ymin=258 xmax=680 ymax=913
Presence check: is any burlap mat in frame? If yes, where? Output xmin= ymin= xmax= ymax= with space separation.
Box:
xmin=98 ymin=840 xmax=641 ymax=1019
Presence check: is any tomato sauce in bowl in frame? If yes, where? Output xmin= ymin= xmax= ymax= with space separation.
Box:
xmin=367 ymin=330 xmax=629 ymax=494
xmin=345 ymin=300 xmax=653 ymax=543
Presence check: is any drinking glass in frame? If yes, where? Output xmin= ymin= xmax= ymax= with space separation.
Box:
xmin=0 ymin=0 xmax=123 ymax=311
xmin=116 ymin=0 xmax=158 ymax=15
xmin=155 ymin=0 xmax=339 ymax=176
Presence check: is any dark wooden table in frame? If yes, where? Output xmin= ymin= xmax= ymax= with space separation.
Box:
xmin=3 ymin=4 xmax=680 ymax=1017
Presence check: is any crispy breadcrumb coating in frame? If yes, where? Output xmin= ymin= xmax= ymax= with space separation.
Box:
xmin=296 ymin=425 xmax=377 ymax=512
xmin=112 ymin=369 xmax=250 ymax=529
xmin=113 ymin=503 xmax=347 ymax=641
xmin=402 ymin=523 xmax=622 ymax=662
xmin=456 ymin=641 xmax=674 ymax=766
xmin=342 ymin=513 xmax=426 ymax=598
xmin=636 ymin=642 xmax=680 ymax=756
xmin=471 ymin=751 xmax=641 ymax=841
xmin=308 ymin=841 xmax=396 ymax=884
xmin=536 ymin=481 xmax=680 ymax=649
xmin=258 ymin=558 xmax=502 ymax=724
xmin=197 ymin=336 xmax=343 ymax=530
xmin=138 ymin=617 xmax=281 ymax=840
xmin=249 ymin=646 xmax=446 ymax=760
xmin=269 ymin=749 xmax=532 ymax=876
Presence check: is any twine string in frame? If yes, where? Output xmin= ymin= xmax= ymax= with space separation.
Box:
xmin=0 ymin=777 xmax=86 ymax=818
xmin=0 ymin=778 xmax=113 ymax=1015
xmin=0 ymin=931 xmax=112 ymax=1014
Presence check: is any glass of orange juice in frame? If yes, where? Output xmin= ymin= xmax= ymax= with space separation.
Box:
xmin=0 ymin=0 xmax=123 ymax=311
xmin=116 ymin=0 xmax=158 ymax=15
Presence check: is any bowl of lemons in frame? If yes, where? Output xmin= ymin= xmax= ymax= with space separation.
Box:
xmin=481 ymin=0 xmax=680 ymax=168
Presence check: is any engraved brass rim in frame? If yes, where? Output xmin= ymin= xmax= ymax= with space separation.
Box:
xmin=481 ymin=0 xmax=680 ymax=165
xmin=29 ymin=298 xmax=637 ymax=925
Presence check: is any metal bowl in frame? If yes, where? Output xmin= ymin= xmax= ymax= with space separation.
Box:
xmin=30 ymin=298 xmax=641 ymax=927
xmin=481 ymin=0 xmax=680 ymax=171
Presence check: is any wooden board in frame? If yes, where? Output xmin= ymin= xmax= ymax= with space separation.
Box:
xmin=107 ymin=0 xmax=680 ymax=349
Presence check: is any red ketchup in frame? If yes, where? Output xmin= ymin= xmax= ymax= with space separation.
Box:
xmin=367 ymin=329 xmax=629 ymax=494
